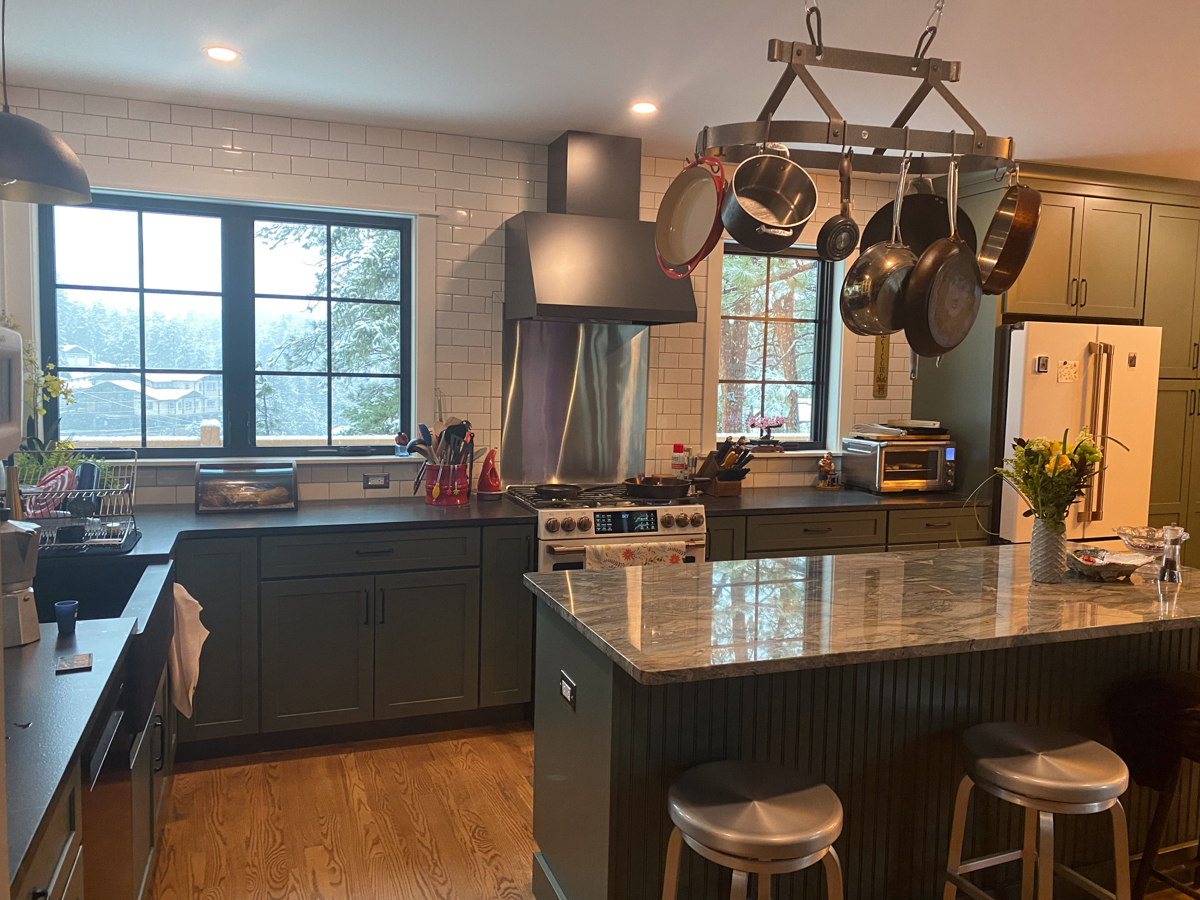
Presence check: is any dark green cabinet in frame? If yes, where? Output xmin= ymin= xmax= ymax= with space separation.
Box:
xmin=479 ymin=525 xmax=536 ymax=707
xmin=1145 ymin=205 xmax=1200 ymax=379
xmin=706 ymin=516 xmax=746 ymax=561
xmin=375 ymin=569 xmax=480 ymax=718
xmin=260 ymin=575 xmax=375 ymax=732
xmin=175 ymin=537 xmax=259 ymax=742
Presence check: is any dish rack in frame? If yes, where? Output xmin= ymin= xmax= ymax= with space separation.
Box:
xmin=11 ymin=449 xmax=139 ymax=556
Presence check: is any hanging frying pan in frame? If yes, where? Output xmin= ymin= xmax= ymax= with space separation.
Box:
xmin=656 ymin=157 xmax=726 ymax=279
xmin=859 ymin=173 xmax=978 ymax=256
xmin=839 ymin=155 xmax=917 ymax=337
xmin=816 ymin=149 xmax=860 ymax=262
xmin=977 ymin=166 xmax=1043 ymax=295
xmin=903 ymin=159 xmax=983 ymax=357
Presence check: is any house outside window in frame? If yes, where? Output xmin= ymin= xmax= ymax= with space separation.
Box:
xmin=717 ymin=247 xmax=834 ymax=449
xmin=38 ymin=193 xmax=412 ymax=456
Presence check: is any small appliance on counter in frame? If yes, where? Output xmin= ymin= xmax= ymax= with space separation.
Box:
xmin=841 ymin=421 xmax=956 ymax=493
xmin=1 ymin=511 xmax=41 ymax=647
xmin=196 ymin=461 xmax=297 ymax=512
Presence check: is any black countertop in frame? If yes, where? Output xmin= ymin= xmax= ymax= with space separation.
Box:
xmin=6 ymin=619 xmax=135 ymax=883
xmin=699 ymin=487 xmax=984 ymax=517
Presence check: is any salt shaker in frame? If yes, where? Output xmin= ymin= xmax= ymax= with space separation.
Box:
xmin=1159 ymin=524 xmax=1185 ymax=584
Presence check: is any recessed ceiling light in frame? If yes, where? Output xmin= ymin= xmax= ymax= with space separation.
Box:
xmin=631 ymin=102 xmax=658 ymax=114
xmin=205 ymin=46 xmax=240 ymax=62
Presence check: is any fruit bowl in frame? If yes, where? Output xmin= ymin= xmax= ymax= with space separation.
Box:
xmin=1067 ymin=546 xmax=1156 ymax=581
xmin=1115 ymin=525 xmax=1189 ymax=554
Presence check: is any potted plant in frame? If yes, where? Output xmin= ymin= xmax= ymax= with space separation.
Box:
xmin=995 ymin=430 xmax=1103 ymax=583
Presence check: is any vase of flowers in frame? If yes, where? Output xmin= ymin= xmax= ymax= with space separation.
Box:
xmin=996 ymin=430 xmax=1103 ymax=584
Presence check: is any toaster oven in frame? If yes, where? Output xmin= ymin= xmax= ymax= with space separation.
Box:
xmin=841 ymin=438 xmax=956 ymax=493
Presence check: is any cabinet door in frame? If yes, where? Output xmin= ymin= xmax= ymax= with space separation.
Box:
xmin=260 ymin=575 xmax=375 ymax=732
xmin=151 ymin=664 xmax=170 ymax=831
xmin=174 ymin=537 xmax=259 ymax=742
xmin=131 ymin=713 xmax=154 ymax=900
xmin=1004 ymin=193 xmax=1084 ymax=317
xmin=706 ymin=516 xmax=746 ymax=561
xmin=1145 ymin=205 xmax=1200 ymax=378
xmin=480 ymin=526 xmax=536 ymax=708
xmin=375 ymin=569 xmax=480 ymax=719
xmin=1149 ymin=381 xmax=1194 ymax=531
xmin=1077 ymin=197 xmax=1151 ymax=320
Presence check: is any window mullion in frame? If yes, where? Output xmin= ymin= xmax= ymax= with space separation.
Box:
xmin=223 ymin=213 xmax=256 ymax=453
xmin=326 ymin=225 xmax=333 ymax=446
xmin=137 ymin=210 xmax=147 ymax=447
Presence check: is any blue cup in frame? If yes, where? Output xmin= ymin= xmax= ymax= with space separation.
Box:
xmin=55 ymin=600 xmax=78 ymax=636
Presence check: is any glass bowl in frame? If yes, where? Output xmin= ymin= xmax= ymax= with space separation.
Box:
xmin=1115 ymin=525 xmax=1190 ymax=553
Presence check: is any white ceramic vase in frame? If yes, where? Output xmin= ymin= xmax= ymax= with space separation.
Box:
xmin=1030 ymin=518 xmax=1067 ymax=584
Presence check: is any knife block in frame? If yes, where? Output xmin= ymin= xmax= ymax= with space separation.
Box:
xmin=705 ymin=479 xmax=743 ymax=497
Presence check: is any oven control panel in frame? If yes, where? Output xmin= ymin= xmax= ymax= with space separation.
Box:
xmin=539 ymin=505 xmax=706 ymax=539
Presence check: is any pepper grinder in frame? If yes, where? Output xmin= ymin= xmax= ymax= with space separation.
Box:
xmin=1159 ymin=524 xmax=1185 ymax=584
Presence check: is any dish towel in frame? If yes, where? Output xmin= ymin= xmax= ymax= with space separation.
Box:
xmin=169 ymin=583 xmax=210 ymax=719
xmin=584 ymin=542 xmax=688 ymax=569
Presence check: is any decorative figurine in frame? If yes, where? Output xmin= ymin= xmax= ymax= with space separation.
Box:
xmin=816 ymin=451 xmax=841 ymax=491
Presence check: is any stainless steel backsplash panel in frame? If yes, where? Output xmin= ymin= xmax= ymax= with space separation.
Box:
xmin=501 ymin=320 xmax=648 ymax=485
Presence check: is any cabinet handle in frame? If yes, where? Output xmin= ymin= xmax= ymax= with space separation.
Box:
xmin=526 ymin=534 xmax=535 ymax=570
xmin=924 ymin=522 xmax=952 ymax=529
xmin=803 ymin=526 xmax=833 ymax=533
xmin=379 ymin=588 xmax=386 ymax=625
xmin=31 ymin=889 xmax=48 ymax=899
xmin=1069 ymin=278 xmax=1079 ymax=307
xmin=364 ymin=590 xmax=370 ymax=625
xmin=1079 ymin=278 xmax=1088 ymax=308
xmin=154 ymin=714 xmax=165 ymax=773
xmin=355 ymin=547 xmax=394 ymax=556
xmin=1193 ymin=343 xmax=1199 ymax=370
xmin=1192 ymin=390 xmax=1196 ymax=417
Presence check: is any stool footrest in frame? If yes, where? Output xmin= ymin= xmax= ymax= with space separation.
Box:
xmin=957 ymin=849 xmax=1025 ymax=875
xmin=945 ymin=872 xmax=999 ymax=900
xmin=1055 ymin=862 xmax=1117 ymax=900
xmin=1148 ymin=868 xmax=1200 ymax=900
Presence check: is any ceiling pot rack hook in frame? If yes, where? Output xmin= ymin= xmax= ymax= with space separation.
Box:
xmin=912 ymin=0 xmax=945 ymax=68
xmin=805 ymin=0 xmax=824 ymax=59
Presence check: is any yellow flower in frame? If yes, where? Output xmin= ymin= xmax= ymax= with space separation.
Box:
xmin=1048 ymin=441 xmax=1062 ymax=456
xmin=1044 ymin=454 xmax=1072 ymax=475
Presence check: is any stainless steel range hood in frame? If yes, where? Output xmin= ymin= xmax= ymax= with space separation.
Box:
xmin=504 ymin=131 xmax=697 ymax=325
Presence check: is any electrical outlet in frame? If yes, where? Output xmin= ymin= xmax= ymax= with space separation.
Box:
xmin=559 ymin=671 xmax=576 ymax=711
xmin=363 ymin=473 xmax=390 ymax=489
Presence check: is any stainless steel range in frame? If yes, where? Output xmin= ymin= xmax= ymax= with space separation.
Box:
xmin=507 ymin=485 xmax=707 ymax=573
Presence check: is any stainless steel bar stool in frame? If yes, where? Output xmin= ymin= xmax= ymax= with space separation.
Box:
xmin=943 ymin=723 xmax=1132 ymax=900
xmin=660 ymin=761 xmax=844 ymax=900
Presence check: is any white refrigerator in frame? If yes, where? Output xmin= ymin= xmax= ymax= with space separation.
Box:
xmin=999 ymin=321 xmax=1162 ymax=543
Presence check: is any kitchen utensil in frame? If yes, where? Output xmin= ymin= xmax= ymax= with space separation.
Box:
xmin=23 ymin=465 xmax=75 ymax=517
xmin=716 ymin=468 xmax=751 ymax=481
xmin=903 ymin=159 xmax=983 ymax=357
xmin=977 ymin=168 xmax=1043 ymax=295
xmin=720 ymin=125 xmax=817 ymax=253
xmin=418 ymin=423 xmax=433 ymax=448
xmin=656 ymin=156 xmax=726 ymax=279
xmin=623 ymin=476 xmax=693 ymax=500
xmin=839 ymin=155 xmax=917 ymax=337
xmin=1116 ymin=525 xmax=1191 ymax=554
xmin=816 ymin=149 xmax=860 ymax=262
xmin=534 ymin=483 xmax=583 ymax=501
xmin=859 ymin=174 xmax=978 ymax=256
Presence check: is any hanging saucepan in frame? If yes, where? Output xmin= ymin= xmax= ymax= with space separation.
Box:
xmin=839 ymin=155 xmax=917 ymax=337
xmin=903 ymin=158 xmax=983 ymax=357
xmin=720 ymin=122 xmax=818 ymax=253
xmin=655 ymin=156 xmax=726 ymax=279
xmin=977 ymin=164 xmax=1043 ymax=295
xmin=859 ymin=169 xmax=978 ymax=256
xmin=816 ymin=149 xmax=860 ymax=262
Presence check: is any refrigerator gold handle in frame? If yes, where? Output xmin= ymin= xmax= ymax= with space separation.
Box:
xmin=1079 ymin=341 xmax=1104 ymax=522
xmin=1090 ymin=342 xmax=1114 ymax=522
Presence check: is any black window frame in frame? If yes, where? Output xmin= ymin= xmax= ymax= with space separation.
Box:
xmin=717 ymin=244 xmax=834 ymax=451
xmin=37 ymin=191 xmax=414 ymax=458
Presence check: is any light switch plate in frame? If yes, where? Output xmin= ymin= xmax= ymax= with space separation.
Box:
xmin=1034 ymin=356 xmax=1050 ymax=374
xmin=363 ymin=473 xmax=390 ymax=489
xmin=1058 ymin=360 xmax=1079 ymax=383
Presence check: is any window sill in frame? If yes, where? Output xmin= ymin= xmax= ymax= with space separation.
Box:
xmin=739 ymin=449 xmax=841 ymax=458
xmin=135 ymin=455 xmax=421 ymax=467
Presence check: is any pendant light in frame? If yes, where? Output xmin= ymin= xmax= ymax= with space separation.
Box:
xmin=0 ymin=0 xmax=90 ymax=204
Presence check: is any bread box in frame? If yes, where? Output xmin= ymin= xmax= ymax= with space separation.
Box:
xmin=195 ymin=462 xmax=298 ymax=513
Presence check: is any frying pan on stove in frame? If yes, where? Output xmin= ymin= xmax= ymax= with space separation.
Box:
xmin=534 ymin=483 xmax=582 ymax=501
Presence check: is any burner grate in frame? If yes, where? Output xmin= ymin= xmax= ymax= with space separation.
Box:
xmin=506 ymin=483 xmax=698 ymax=511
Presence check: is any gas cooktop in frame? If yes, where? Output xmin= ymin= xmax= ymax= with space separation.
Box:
xmin=506 ymin=484 xmax=700 ymax=511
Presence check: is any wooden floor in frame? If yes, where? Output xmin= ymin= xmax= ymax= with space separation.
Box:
xmin=148 ymin=723 xmax=536 ymax=900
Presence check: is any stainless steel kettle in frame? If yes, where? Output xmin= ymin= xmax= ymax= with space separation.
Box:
xmin=1 ymin=515 xmax=41 ymax=593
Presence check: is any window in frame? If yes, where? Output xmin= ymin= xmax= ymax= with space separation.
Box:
xmin=717 ymin=247 xmax=833 ymax=448
xmin=38 ymin=194 xmax=412 ymax=455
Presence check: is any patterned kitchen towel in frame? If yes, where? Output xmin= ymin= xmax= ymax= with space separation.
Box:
xmin=169 ymin=583 xmax=210 ymax=718
xmin=584 ymin=542 xmax=688 ymax=569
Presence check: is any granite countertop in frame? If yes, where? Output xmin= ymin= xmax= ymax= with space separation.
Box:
xmin=6 ymin=619 xmax=135 ymax=883
xmin=525 ymin=544 xmax=1190 ymax=685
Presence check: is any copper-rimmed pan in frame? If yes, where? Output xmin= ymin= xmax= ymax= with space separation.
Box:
xmin=977 ymin=170 xmax=1042 ymax=295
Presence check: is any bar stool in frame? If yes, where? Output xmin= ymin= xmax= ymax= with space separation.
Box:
xmin=660 ymin=760 xmax=843 ymax=900
xmin=943 ymin=723 xmax=1131 ymax=900
xmin=1108 ymin=672 xmax=1200 ymax=900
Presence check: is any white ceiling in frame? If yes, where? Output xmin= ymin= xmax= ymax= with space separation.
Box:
xmin=12 ymin=0 xmax=1200 ymax=178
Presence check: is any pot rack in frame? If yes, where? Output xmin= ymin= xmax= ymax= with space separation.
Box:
xmin=695 ymin=39 xmax=1014 ymax=176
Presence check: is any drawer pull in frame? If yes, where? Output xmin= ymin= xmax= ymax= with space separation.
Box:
xmin=924 ymin=522 xmax=952 ymax=529
xmin=803 ymin=527 xmax=833 ymax=534
xmin=354 ymin=548 xmax=395 ymax=556
xmin=32 ymin=889 xmax=48 ymax=899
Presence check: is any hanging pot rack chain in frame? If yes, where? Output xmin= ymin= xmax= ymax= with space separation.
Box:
xmin=696 ymin=39 xmax=1014 ymax=177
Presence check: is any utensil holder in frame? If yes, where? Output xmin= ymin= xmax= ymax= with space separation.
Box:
xmin=705 ymin=479 xmax=743 ymax=497
xmin=425 ymin=464 xmax=470 ymax=506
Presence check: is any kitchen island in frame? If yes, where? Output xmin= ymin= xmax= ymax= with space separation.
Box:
xmin=525 ymin=546 xmax=1200 ymax=900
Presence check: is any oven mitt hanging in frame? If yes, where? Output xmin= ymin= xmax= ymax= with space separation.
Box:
xmin=169 ymin=582 xmax=210 ymax=719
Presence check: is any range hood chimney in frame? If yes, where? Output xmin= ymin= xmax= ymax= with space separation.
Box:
xmin=504 ymin=131 xmax=697 ymax=325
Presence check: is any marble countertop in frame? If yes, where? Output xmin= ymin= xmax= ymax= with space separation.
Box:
xmin=525 ymin=544 xmax=1194 ymax=685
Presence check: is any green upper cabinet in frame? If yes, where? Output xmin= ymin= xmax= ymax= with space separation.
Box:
xmin=174 ymin=537 xmax=259 ymax=743
xmin=260 ymin=575 xmax=375 ymax=732
xmin=479 ymin=525 xmax=536 ymax=708
xmin=1004 ymin=193 xmax=1085 ymax=318
xmin=1003 ymin=193 xmax=1150 ymax=321
xmin=1149 ymin=381 xmax=1193 ymax=531
xmin=1144 ymin=205 xmax=1200 ymax=378
xmin=374 ymin=568 xmax=480 ymax=719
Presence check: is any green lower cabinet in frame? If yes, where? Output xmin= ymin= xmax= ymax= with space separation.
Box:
xmin=260 ymin=575 xmax=375 ymax=732
xmin=746 ymin=544 xmax=885 ymax=559
xmin=175 ymin=537 xmax=260 ymax=742
xmin=479 ymin=525 xmax=536 ymax=707
xmin=374 ymin=569 xmax=481 ymax=719
xmin=705 ymin=516 xmax=746 ymax=561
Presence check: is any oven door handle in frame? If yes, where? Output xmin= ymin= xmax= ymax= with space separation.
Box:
xmin=548 ymin=540 xmax=705 ymax=555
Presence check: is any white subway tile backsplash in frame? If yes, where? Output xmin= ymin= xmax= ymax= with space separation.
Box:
xmin=272 ymin=134 xmax=310 ymax=156
xmin=84 ymin=95 xmax=127 ymax=117
xmin=212 ymin=109 xmax=253 ymax=131
xmin=127 ymin=99 xmax=171 ymax=122
xmin=16 ymin=107 xmax=61 ymax=131
xmin=85 ymin=135 xmax=129 ymax=158
xmin=402 ymin=130 xmax=438 ymax=151
xmin=348 ymin=143 xmax=384 ymax=164
xmin=39 ymin=90 xmax=85 ymax=113
xmin=149 ymin=121 xmax=191 ymax=144
xmin=330 ymin=122 xmax=366 ymax=144
xmin=230 ymin=130 xmax=272 ymax=152
xmin=291 ymin=119 xmax=330 ymax=140
xmin=62 ymin=112 xmax=107 ymax=135
xmin=252 ymin=152 xmax=291 ymax=173
xmin=128 ymin=140 xmax=171 ymax=162
xmin=171 ymin=105 xmax=212 ymax=127
xmin=106 ymin=117 xmax=151 ymax=140
xmin=252 ymin=114 xmax=291 ymax=135
xmin=290 ymin=156 xmax=330 ymax=178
